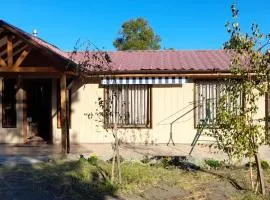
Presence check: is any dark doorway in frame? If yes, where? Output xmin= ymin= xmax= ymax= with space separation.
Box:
xmin=24 ymin=79 xmax=52 ymax=143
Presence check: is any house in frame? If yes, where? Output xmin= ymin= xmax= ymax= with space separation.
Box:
xmin=0 ymin=20 xmax=266 ymax=151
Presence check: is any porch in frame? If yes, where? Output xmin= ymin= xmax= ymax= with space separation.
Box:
xmin=0 ymin=20 xmax=73 ymax=153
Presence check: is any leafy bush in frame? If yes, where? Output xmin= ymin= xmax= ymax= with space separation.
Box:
xmin=204 ymin=159 xmax=222 ymax=168
xmin=245 ymin=160 xmax=270 ymax=170
xmin=260 ymin=160 xmax=270 ymax=170
xmin=88 ymin=154 xmax=98 ymax=166
xmin=161 ymin=157 xmax=171 ymax=168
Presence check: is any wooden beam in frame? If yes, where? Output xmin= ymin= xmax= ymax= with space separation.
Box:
xmin=60 ymin=74 xmax=69 ymax=153
xmin=0 ymin=57 xmax=7 ymax=67
xmin=0 ymin=36 xmax=7 ymax=48
xmin=0 ymin=42 xmax=26 ymax=58
xmin=0 ymin=37 xmax=24 ymax=58
xmin=21 ymin=79 xmax=28 ymax=143
xmin=66 ymin=88 xmax=70 ymax=153
xmin=14 ymin=48 xmax=31 ymax=67
xmin=0 ymin=66 xmax=60 ymax=73
xmin=7 ymin=35 xmax=13 ymax=66
xmin=13 ymin=44 xmax=27 ymax=58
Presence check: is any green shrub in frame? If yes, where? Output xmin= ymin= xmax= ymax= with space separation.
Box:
xmin=204 ymin=159 xmax=222 ymax=168
xmin=161 ymin=157 xmax=171 ymax=168
xmin=245 ymin=160 xmax=270 ymax=170
xmin=260 ymin=160 xmax=270 ymax=170
xmin=88 ymin=154 xmax=98 ymax=166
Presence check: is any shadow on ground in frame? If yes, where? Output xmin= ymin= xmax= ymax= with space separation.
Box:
xmin=0 ymin=160 xmax=120 ymax=200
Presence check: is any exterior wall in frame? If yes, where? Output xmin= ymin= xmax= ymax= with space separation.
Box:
xmin=0 ymin=77 xmax=266 ymax=145
xmin=0 ymin=77 xmax=24 ymax=143
xmin=65 ymin=78 xmax=268 ymax=144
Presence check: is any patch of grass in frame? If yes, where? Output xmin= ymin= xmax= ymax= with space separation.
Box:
xmin=0 ymin=158 xmax=269 ymax=199
xmin=261 ymin=160 xmax=270 ymax=170
xmin=245 ymin=160 xmax=270 ymax=170
xmin=233 ymin=191 xmax=266 ymax=200
xmin=205 ymin=159 xmax=222 ymax=168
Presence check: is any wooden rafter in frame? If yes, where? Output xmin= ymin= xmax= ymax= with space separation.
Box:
xmin=0 ymin=36 xmax=7 ymax=48
xmin=14 ymin=47 xmax=31 ymax=68
xmin=0 ymin=66 xmax=59 ymax=73
xmin=0 ymin=25 xmax=68 ymax=75
xmin=0 ymin=57 xmax=7 ymax=67
xmin=13 ymin=44 xmax=28 ymax=58
xmin=0 ymin=30 xmax=7 ymax=39
xmin=7 ymin=35 xmax=13 ymax=66
xmin=0 ymin=40 xmax=24 ymax=58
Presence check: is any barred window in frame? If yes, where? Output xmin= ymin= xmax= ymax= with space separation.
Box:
xmin=2 ymin=79 xmax=17 ymax=128
xmin=195 ymin=81 xmax=243 ymax=127
xmin=104 ymin=85 xmax=151 ymax=128
xmin=195 ymin=81 xmax=219 ymax=127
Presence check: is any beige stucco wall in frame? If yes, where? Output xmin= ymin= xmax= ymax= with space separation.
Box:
xmin=0 ymin=77 xmax=24 ymax=143
xmin=65 ymin=79 xmax=267 ymax=145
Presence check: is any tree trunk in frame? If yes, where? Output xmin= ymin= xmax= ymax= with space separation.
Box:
xmin=249 ymin=158 xmax=254 ymax=189
xmin=115 ymin=130 xmax=122 ymax=184
xmin=111 ymin=149 xmax=116 ymax=183
xmin=254 ymin=153 xmax=265 ymax=195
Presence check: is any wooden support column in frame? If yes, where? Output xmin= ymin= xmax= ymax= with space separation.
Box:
xmin=66 ymin=88 xmax=70 ymax=153
xmin=22 ymin=79 xmax=28 ymax=143
xmin=60 ymin=74 xmax=69 ymax=153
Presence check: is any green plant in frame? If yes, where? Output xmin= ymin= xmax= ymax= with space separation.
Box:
xmin=88 ymin=154 xmax=98 ymax=166
xmin=207 ymin=3 xmax=270 ymax=195
xmin=141 ymin=155 xmax=151 ymax=164
xmin=260 ymin=160 xmax=270 ymax=170
xmin=245 ymin=160 xmax=270 ymax=170
xmin=205 ymin=159 xmax=222 ymax=168
xmin=161 ymin=157 xmax=172 ymax=168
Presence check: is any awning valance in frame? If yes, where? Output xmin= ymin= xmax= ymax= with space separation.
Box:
xmin=101 ymin=77 xmax=186 ymax=85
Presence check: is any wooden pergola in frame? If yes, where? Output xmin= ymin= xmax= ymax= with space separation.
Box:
xmin=0 ymin=20 xmax=74 ymax=153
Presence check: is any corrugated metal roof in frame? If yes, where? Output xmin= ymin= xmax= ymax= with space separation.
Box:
xmin=70 ymin=50 xmax=230 ymax=72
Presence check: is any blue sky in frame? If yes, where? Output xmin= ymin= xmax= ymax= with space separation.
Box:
xmin=0 ymin=0 xmax=269 ymax=51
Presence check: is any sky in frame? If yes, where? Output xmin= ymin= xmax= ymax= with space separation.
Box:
xmin=0 ymin=0 xmax=269 ymax=51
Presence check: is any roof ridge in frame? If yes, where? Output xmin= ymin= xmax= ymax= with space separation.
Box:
xmin=64 ymin=49 xmax=225 ymax=53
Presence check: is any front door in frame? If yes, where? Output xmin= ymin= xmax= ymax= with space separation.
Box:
xmin=24 ymin=79 xmax=52 ymax=144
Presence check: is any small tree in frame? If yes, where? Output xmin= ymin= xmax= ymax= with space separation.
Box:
xmin=113 ymin=17 xmax=161 ymax=50
xmin=69 ymin=39 xmax=123 ymax=184
xmin=209 ymin=4 xmax=270 ymax=195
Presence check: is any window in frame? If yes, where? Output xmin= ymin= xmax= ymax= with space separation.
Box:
xmin=104 ymin=85 xmax=151 ymax=128
xmin=194 ymin=81 xmax=243 ymax=127
xmin=194 ymin=81 xmax=221 ymax=127
xmin=57 ymin=81 xmax=71 ymax=128
xmin=2 ymin=79 xmax=17 ymax=128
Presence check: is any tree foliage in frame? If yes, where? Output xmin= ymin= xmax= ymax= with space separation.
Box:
xmin=208 ymin=4 xmax=270 ymax=194
xmin=113 ymin=17 xmax=161 ymax=50
xmin=211 ymin=4 xmax=270 ymax=160
xmin=69 ymin=40 xmax=123 ymax=184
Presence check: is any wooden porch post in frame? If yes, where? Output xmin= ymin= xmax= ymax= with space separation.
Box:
xmin=60 ymin=74 xmax=69 ymax=153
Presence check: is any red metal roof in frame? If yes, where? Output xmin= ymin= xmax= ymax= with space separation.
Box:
xmin=0 ymin=20 xmax=231 ymax=73
xmin=69 ymin=50 xmax=230 ymax=72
